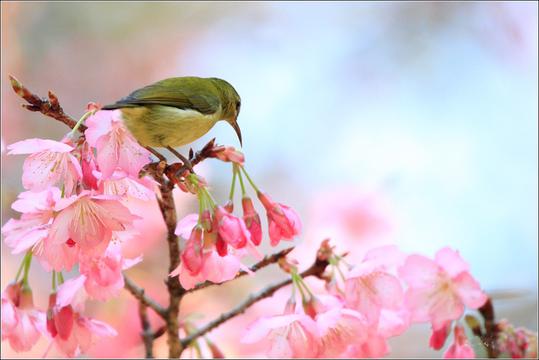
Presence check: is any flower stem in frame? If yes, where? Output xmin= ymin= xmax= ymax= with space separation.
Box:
xmin=52 ymin=270 xmax=57 ymax=291
xmin=240 ymin=166 xmax=259 ymax=193
xmin=229 ymin=166 xmax=237 ymax=201
xmin=57 ymin=272 xmax=65 ymax=285
xmin=237 ymin=165 xmax=247 ymax=196
xmin=15 ymin=252 xmax=31 ymax=282
xmin=22 ymin=252 xmax=33 ymax=287
xmin=69 ymin=110 xmax=94 ymax=136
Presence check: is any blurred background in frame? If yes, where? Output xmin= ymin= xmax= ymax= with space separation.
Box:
xmin=1 ymin=1 xmax=537 ymax=358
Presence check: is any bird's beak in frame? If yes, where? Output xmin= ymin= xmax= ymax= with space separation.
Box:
xmin=230 ymin=120 xmax=243 ymax=147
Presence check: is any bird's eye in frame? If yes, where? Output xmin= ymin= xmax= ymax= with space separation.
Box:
xmin=236 ymin=101 xmax=241 ymax=113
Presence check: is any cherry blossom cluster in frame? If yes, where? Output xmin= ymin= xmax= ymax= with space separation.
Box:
xmin=241 ymin=241 xmax=493 ymax=358
xmin=2 ymin=109 xmax=154 ymax=356
xmin=170 ymin=159 xmax=302 ymax=289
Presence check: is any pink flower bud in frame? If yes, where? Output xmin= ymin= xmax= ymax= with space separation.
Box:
xmin=215 ymin=206 xmax=250 ymax=249
xmin=211 ymin=146 xmax=245 ymax=165
xmin=257 ymin=192 xmax=302 ymax=246
xmin=181 ymin=226 xmax=204 ymax=275
xmin=242 ymin=197 xmax=262 ymax=246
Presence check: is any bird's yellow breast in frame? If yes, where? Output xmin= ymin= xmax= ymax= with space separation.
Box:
xmin=120 ymin=105 xmax=221 ymax=147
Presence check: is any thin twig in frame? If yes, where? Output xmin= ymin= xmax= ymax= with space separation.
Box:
xmin=9 ymin=75 xmax=85 ymax=131
xmin=186 ymin=247 xmax=295 ymax=293
xmin=180 ymin=253 xmax=330 ymax=348
xmin=124 ymin=275 xmax=167 ymax=318
xmin=139 ymin=302 xmax=154 ymax=358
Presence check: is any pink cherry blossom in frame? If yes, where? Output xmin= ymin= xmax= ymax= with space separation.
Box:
xmin=242 ymin=313 xmax=320 ymax=358
xmin=49 ymin=191 xmax=137 ymax=257
xmin=242 ymin=197 xmax=262 ymax=246
xmin=444 ymin=325 xmax=475 ymax=358
xmin=2 ymin=188 xmax=60 ymax=254
xmin=170 ymin=250 xmax=241 ymax=290
xmin=7 ymin=138 xmax=82 ymax=196
xmin=80 ymin=245 xmax=142 ymax=301
xmin=398 ymin=247 xmax=488 ymax=331
xmin=215 ymin=206 xmax=251 ymax=249
xmin=85 ymin=110 xmax=151 ymax=178
xmin=1 ymin=283 xmax=46 ymax=352
xmin=257 ymin=192 xmax=302 ymax=246
xmin=47 ymin=280 xmax=117 ymax=358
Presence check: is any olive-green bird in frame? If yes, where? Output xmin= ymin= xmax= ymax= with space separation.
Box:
xmin=102 ymin=77 xmax=242 ymax=161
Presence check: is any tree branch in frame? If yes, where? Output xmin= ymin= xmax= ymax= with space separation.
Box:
xmin=138 ymin=302 xmax=155 ymax=358
xmin=9 ymin=75 xmax=85 ymax=131
xmin=180 ymin=251 xmax=330 ymax=348
xmin=186 ymin=247 xmax=295 ymax=293
xmin=123 ymin=275 xmax=167 ymax=318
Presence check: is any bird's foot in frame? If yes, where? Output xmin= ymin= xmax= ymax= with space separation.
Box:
xmin=166 ymin=146 xmax=194 ymax=172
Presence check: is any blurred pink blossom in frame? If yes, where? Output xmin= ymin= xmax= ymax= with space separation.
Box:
xmin=398 ymin=247 xmax=488 ymax=331
xmin=242 ymin=313 xmax=320 ymax=358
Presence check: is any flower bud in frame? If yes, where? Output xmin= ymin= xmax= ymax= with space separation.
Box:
xmin=214 ymin=206 xmax=250 ymax=249
xmin=181 ymin=226 xmax=204 ymax=275
xmin=257 ymin=192 xmax=302 ymax=246
xmin=242 ymin=197 xmax=262 ymax=246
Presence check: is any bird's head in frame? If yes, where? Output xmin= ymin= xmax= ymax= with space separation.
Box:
xmin=210 ymin=78 xmax=242 ymax=146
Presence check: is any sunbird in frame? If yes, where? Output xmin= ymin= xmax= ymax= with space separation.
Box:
xmin=102 ymin=76 xmax=242 ymax=165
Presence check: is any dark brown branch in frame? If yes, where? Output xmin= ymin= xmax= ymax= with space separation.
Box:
xmin=187 ymin=247 xmax=295 ymax=293
xmin=139 ymin=302 xmax=154 ymax=358
xmin=478 ymin=298 xmax=500 ymax=358
xmin=152 ymin=173 xmax=184 ymax=357
xmin=9 ymin=75 xmax=85 ymax=131
xmin=180 ymin=253 xmax=330 ymax=348
xmin=124 ymin=275 xmax=167 ymax=318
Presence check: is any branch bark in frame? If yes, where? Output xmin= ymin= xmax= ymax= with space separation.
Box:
xmin=180 ymin=252 xmax=330 ymax=348
xmin=139 ymin=302 xmax=154 ymax=358
xmin=123 ymin=275 xmax=167 ymax=318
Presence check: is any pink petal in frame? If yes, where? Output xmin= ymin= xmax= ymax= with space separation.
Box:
xmin=117 ymin=130 xmax=151 ymax=177
xmin=7 ymin=138 xmax=73 ymax=154
xmin=242 ymin=315 xmax=301 ymax=344
xmin=84 ymin=111 xmax=114 ymax=146
xmin=56 ymin=275 xmax=87 ymax=308
xmin=435 ymin=247 xmax=470 ymax=278
xmin=95 ymin=134 xmax=119 ymax=178
xmin=398 ymin=254 xmax=440 ymax=288
xmin=122 ymin=255 xmax=143 ymax=270
xmin=175 ymin=214 xmax=199 ymax=239
xmin=453 ymin=272 xmax=488 ymax=309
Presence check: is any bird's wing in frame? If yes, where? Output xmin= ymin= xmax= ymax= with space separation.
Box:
xmin=102 ymin=78 xmax=220 ymax=115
